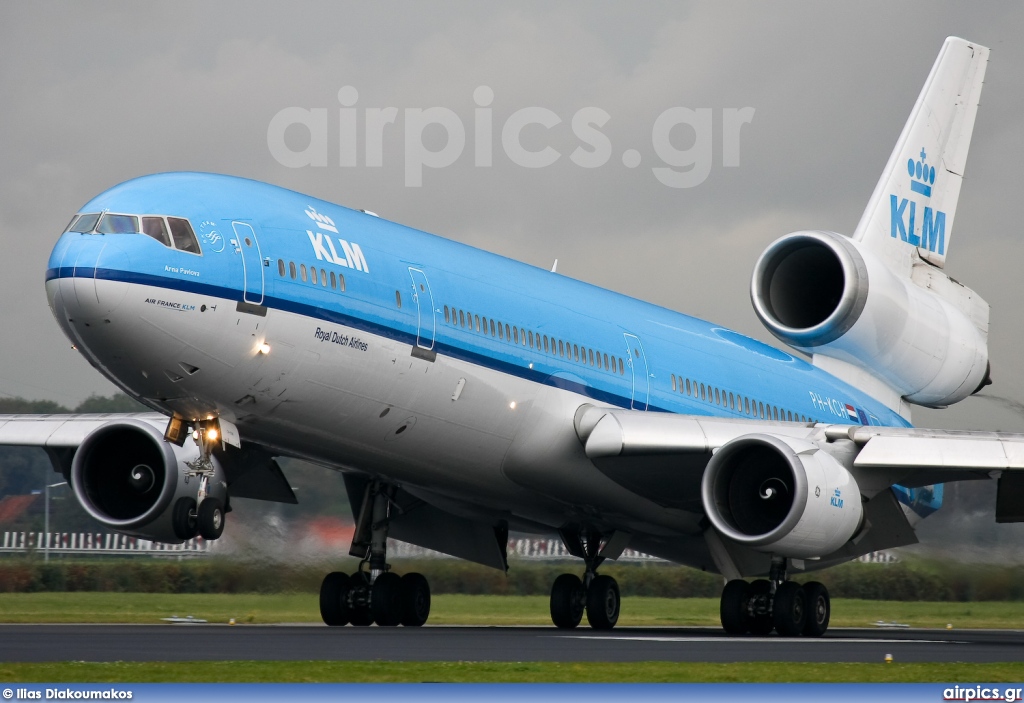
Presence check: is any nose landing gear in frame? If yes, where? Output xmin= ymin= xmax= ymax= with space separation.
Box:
xmin=719 ymin=557 xmax=830 ymax=637
xmin=171 ymin=419 xmax=229 ymax=542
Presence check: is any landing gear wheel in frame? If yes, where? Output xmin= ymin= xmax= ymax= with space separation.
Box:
xmin=172 ymin=497 xmax=197 ymax=540
xmin=747 ymin=579 xmax=774 ymax=636
xmin=349 ymin=607 xmax=374 ymax=626
xmin=550 ymin=573 xmax=585 ymax=629
xmin=801 ymin=581 xmax=830 ymax=637
xmin=399 ymin=573 xmax=431 ymax=627
xmin=349 ymin=572 xmax=374 ymax=626
xmin=319 ymin=572 xmax=351 ymax=626
xmin=773 ymin=581 xmax=806 ymax=637
xmin=197 ymin=497 xmax=225 ymax=540
xmin=371 ymin=572 xmax=403 ymax=627
xmin=585 ymin=574 xmax=620 ymax=630
xmin=720 ymin=579 xmax=750 ymax=634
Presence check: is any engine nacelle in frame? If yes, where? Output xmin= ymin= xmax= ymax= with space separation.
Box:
xmin=701 ymin=434 xmax=863 ymax=559
xmin=751 ymin=230 xmax=989 ymax=407
xmin=69 ymin=419 xmax=226 ymax=543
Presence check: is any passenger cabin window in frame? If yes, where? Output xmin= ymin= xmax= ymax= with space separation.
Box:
xmin=278 ymin=259 xmax=286 ymax=277
xmin=289 ymin=261 xmax=297 ymax=279
xmin=142 ymin=217 xmax=171 ymax=247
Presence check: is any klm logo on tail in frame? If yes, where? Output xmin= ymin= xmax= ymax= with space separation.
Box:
xmin=890 ymin=148 xmax=946 ymax=255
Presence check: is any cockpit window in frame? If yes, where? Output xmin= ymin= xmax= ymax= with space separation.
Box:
xmin=97 ymin=213 xmax=140 ymax=234
xmin=168 ymin=217 xmax=201 ymax=254
xmin=142 ymin=217 xmax=172 ymax=247
xmin=67 ymin=213 xmax=100 ymax=233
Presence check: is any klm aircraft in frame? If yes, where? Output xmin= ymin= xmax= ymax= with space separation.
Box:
xmin=2 ymin=37 xmax=1021 ymax=636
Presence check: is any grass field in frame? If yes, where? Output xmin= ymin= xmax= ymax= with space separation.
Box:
xmin=2 ymin=592 xmax=1024 ymax=629
xmin=2 ymin=661 xmax=1024 ymax=683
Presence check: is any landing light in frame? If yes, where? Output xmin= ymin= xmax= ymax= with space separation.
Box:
xmin=206 ymin=427 xmax=219 ymax=442
xmin=258 ymin=343 xmax=271 ymax=355
xmin=509 ymin=401 xmax=517 ymax=410
xmin=191 ymin=430 xmax=200 ymax=441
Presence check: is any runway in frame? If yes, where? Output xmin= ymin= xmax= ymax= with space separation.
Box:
xmin=3 ymin=625 xmax=1023 ymax=663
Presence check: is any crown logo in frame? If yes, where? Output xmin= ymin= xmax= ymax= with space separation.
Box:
xmin=305 ymin=206 xmax=338 ymax=233
xmin=907 ymin=147 xmax=935 ymax=197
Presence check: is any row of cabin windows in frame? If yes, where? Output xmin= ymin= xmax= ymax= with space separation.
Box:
xmin=443 ymin=305 xmax=625 ymax=375
xmin=669 ymin=373 xmax=818 ymax=424
xmin=278 ymin=259 xmax=346 ymax=292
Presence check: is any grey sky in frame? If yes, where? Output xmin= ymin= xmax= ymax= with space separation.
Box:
xmin=1 ymin=1 xmax=1022 ymax=435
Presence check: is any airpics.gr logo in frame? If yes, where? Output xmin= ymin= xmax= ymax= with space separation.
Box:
xmin=304 ymin=207 xmax=370 ymax=273
xmin=889 ymin=147 xmax=946 ymax=255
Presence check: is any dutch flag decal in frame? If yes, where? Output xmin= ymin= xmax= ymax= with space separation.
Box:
xmin=845 ymin=404 xmax=858 ymax=422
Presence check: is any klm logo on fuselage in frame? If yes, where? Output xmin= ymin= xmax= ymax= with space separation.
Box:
xmin=890 ymin=148 xmax=946 ymax=255
xmin=830 ymin=489 xmax=844 ymax=509
xmin=305 ymin=207 xmax=370 ymax=273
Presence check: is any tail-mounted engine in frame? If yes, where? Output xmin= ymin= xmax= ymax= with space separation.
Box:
xmin=751 ymin=230 xmax=989 ymax=407
xmin=69 ymin=418 xmax=227 ymax=543
xmin=701 ymin=433 xmax=863 ymax=559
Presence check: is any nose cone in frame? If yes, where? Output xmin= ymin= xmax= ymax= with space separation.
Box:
xmin=46 ymin=233 xmax=131 ymax=323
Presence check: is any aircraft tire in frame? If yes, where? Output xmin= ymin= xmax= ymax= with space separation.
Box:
xmin=585 ymin=574 xmax=620 ymax=630
xmin=719 ymin=579 xmax=750 ymax=634
xmin=550 ymin=573 xmax=585 ymax=629
xmin=371 ymin=572 xmax=403 ymax=626
xmin=319 ymin=572 xmax=351 ymax=626
xmin=801 ymin=581 xmax=830 ymax=637
xmin=349 ymin=572 xmax=374 ymax=626
xmin=197 ymin=497 xmax=225 ymax=540
xmin=772 ymin=581 xmax=807 ymax=637
xmin=399 ymin=573 xmax=431 ymax=627
xmin=747 ymin=579 xmax=774 ymax=636
xmin=172 ymin=497 xmax=198 ymax=540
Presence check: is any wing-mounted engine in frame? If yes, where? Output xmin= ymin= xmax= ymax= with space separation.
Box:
xmin=701 ymin=433 xmax=864 ymax=558
xmin=751 ymin=230 xmax=989 ymax=407
xmin=69 ymin=418 xmax=227 ymax=543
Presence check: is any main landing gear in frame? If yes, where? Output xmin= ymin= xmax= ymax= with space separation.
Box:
xmin=319 ymin=481 xmax=432 ymax=627
xmin=719 ymin=558 xmax=830 ymax=637
xmin=549 ymin=530 xmax=621 ymax=630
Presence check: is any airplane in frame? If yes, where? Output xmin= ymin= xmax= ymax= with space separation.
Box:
xmin=1 ymin=36 xmax=1021 ymax=636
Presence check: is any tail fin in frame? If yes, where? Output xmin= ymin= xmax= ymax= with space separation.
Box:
xmin=852 ymin=37 xmax=989 ymax=273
